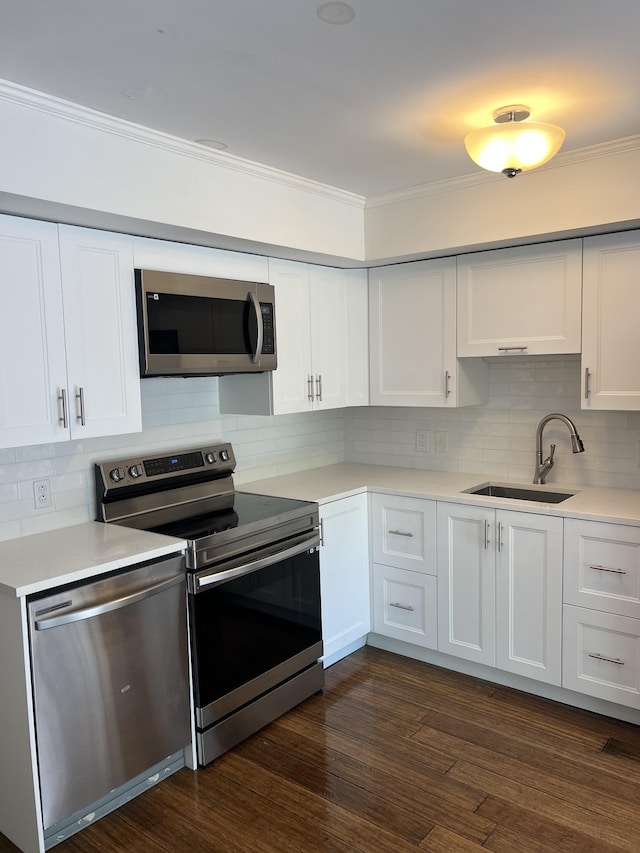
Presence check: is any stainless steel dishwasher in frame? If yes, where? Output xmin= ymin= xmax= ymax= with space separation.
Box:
xmin=27 ymin=553 xmax=191 ymax=841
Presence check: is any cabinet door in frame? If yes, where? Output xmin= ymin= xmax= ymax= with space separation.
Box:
xmin=309 ymin=265 xmax=348 ymax=410
xmin=372 ymin=563 xmax=437 ymax=649
xmin=58 ymin=226 xmax=141 ymax=438
xmin=457 ymin=240 xmax=582 ymax=357
xmin=268 ymin=258 xmax=313 ymax=414
xmin=563 ymin=605 xmax=640 ymax=709
xmin=369 ymin=258 xmax=456 ymax=407
xmin=437 ymin=502 xmax=495 ymax=665
xmin=0 ymin=215 xmax=69 ymax=448
xmin=564 ymin=518 xmax=640 ymax=619
xmin=582 ymin=231 xmax=640 ymax=410
xmin=496 ymin=511 xmax=563 ymax=685
xmin=371 ymin=493 xmax=436 ymax=573
xmin=319 ymin=494 xmax=370 ymax=667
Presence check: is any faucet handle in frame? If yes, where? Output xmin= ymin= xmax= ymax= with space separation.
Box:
xmin=548 ymin=443 xmax=556 ymax=462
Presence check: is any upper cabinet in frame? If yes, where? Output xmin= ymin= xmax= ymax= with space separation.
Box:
xmin=456 ymin=240 xmax=582 ymax=357
xmin=0 ymin=216 xmax=141 ymax=449
xmin=369 ymin=258 xmax=488 ymax=407
xmin=581 ymin=231 xmax=640 ymax=411
xmin=219 ymin=259 xmax=368 ymax=415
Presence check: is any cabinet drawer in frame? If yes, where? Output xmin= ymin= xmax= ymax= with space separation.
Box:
xmin=562 ymin=605 xmax=640 ymax=709
xmin=564 ymin=519 xmax=640 ymax=618
xmin=372 ymin=563 xmax=437 ymax=649
xmin=371 ymin=493 xmax=436 ymax=573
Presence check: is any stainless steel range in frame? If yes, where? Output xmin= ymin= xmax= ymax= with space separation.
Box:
xmin=95 ymin=443 xmax=323 ymax=766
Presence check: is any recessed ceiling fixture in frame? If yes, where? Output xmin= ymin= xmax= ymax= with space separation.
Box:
xmin=464 ymin=105 xmax=565 ymax=178
xmin=316 ymin=2 xmax=356 ymax=25
xmin=195 ymin=139 xmax=228 ymax=151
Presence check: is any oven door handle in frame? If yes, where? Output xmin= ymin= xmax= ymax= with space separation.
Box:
xmin=192 ymin=534 xmax=319 ymax=592
xmin=249 ymin=291 xmax=264 ymax=365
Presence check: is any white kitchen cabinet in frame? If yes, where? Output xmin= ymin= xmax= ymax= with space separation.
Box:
xmin=0 ymin=217 xmax=141 ymax=449
xmin=372 ymin=563 xmax=437 ymax=649
xmin=582 ymin=230 xmax=640 ymax=410
xmin=370 ymin=492 xmax=436 ymax=573
xmin=456 ymin=239 xmax=582 ymax=357
xmin=437 ymin=502 xmax=562 ymax=683
xmin=437 ymin=502 xmax=495 ymax=666
xmin=218 ymin=259 xmax=368 ymax=415
xmin=58 ymin=226 xmax=141 ymax=439
xmin=563 ymin=605 xmax=640 ymax=710
xmin=369 ymin=258 xmax=487 ymax=407
xmin=495 ymin=510 xmax=563 ymax=685
xmin=319 ymin=494 xmax=370 ymax=666
xmin=131 ymin=235 xmax=269 ymax=282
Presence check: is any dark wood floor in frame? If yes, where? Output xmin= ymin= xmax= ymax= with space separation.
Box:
xmin=4 ymin=646 xmax=640 ymax=852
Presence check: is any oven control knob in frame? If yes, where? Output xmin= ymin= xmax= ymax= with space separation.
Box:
xmin=128 ymin=465 xmax=141 ymax=478
xmin=109 ymin=467 xmax=124 ymax=483
xmin=219 ymin=449 xmax=230 ymax=462
xmin=204 ymin=452 xmax=216 ymax=464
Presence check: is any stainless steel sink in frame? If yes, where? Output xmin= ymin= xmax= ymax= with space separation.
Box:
xmin=463 ymin=482 xmax=575 ymax=504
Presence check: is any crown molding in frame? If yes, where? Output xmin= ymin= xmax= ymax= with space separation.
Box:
xmin=0 ymin=79 xmax=365 ymax=209
xmin=366 ymin=134 xmax=640 ymax=209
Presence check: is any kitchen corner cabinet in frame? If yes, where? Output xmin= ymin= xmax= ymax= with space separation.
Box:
xmin=369 ymin=258 xmax=488 ymax=407
xmin=0 ymin=217 xmax=141 ymax=449
xmin=456 ymin=239 xmax=582 ymax=357
xmin=218 ymin=259 xmax=368 ymax=415
xmin=319 ymin=494 xmax=370 ymax=667
xmin=437 ymin=502 xmax=562 ymax=684
xmin=581 ymin=230 xmax=640 ymax=411
xmin=370 ymin=493 xmax=438 ymax=649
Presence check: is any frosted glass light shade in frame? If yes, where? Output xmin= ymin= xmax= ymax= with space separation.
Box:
xmin=464 ymin=121 xmax=565 ymax=174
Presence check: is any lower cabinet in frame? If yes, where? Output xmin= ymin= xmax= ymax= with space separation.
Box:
xmin=372 ymin=563 xmax=437 ymax=648
xmin=319 ymin=494 xmax=370 ymax=667
xmin=436 ymin=502 xmax=563 ymax=685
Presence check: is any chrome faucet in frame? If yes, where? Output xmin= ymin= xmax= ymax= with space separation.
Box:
xmin=534 ymin=413 xmax=585 ymax=484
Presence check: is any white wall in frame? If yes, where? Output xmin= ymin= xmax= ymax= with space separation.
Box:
xmin=345 ymin=356 xmax=640 ymax=491
xmin=0 ymin=378 xmax=345 ymax=542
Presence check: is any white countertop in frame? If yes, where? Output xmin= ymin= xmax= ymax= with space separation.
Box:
xmin=241 ymin=463 xmax=640 ymax=526
xmin=0 ymin=522 xmax=185 ymax=598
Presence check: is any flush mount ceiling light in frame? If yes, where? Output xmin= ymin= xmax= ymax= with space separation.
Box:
xmin=464 ymin=105 xmax=565 ymax=178
xmin=316 ymin=2 xmax=356 ymax=25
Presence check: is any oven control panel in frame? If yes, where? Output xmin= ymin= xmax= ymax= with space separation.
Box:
xmin=95 ymin=443 xmax=236 ymax=494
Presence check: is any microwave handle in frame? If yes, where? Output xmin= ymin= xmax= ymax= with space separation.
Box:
xmin=249 ymin=291 xmax=264 ymax=364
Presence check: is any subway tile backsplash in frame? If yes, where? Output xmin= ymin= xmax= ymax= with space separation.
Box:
xmin=1 ymin=356 xmax=640 ymax=542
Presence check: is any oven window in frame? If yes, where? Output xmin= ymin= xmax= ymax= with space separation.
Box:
xmin=190 ymin=548 xmax=321 ymax=710
xmin=146 ymin=293 xmax=256 ymax=356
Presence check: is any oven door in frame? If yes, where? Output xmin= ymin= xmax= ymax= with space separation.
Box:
xmin=188 ymin=532 xmax=322 ymax=731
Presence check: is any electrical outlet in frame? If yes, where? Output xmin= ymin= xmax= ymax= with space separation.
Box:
xmin=415 ymin=429 xmax=430 ymax=453
xmin=33 ymin=479 xmax=51 ymax=509
xmin=435 ymin=431 xmax=448 ymax=453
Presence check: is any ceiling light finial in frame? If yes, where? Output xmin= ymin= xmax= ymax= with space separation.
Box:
xmin=464 ymin=104 xmax=565 ymax=178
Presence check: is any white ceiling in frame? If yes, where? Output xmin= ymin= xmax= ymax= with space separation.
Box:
xmin=3 ymin=0 xmax=640 ymax=197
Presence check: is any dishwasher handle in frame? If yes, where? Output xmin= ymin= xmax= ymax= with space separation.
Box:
xmin=34 ymin=573 xmax=184 ymax=630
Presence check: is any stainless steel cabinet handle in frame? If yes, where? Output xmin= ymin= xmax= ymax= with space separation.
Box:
xmin=498 ymin=346 xmax=528 ymax=353
xmin=445 ymin=370 xmax=451 ymax=397
xmin=249 ymin=291 xmax=264 ymax=364
xmin=75 ymin=386 xmax=86 ymax=426
xmin=389 ymin=602 xmax=415 ymax=612
xmin=589 ymin=564 xmax=627 ymax=575
xmin=319 ymin=518 xmax=324 ymax=547
xmin=388 ymin=529 xmax=413 ymax=538
xmin=57 ymin=388 xmax=68 ymax=428
xmin=497 ymin=521 xmax=504 ymax=552
xmin=584 ymin=367 xmax=591 ymax=400
xmin=34 ymin=574 xmax=184 ymax=630
xmin=484 ymin=520 xmax=490 ymax=550
xmin=307 ymin=375 xmax=314 ymax=403
xmin=316 ymin=374 xmax=323 ymax=402
xmin=588 ymin=652 xmax=624 ymax=665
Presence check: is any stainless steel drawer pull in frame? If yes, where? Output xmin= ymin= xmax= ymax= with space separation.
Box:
xmin=389 ymin=602 xmax=415 ymax=612
xmin=307 ymin=375 xmax=314 ymax=403
xmin=498 ymin=346 xmax=528 ymax=353
xmin=445 ymin=370 xmax=452 ymax=397
xmin=484 ymin=520 xmax=490 ymax=550
xmin=75 ymin=386 xmax=86 ymax=426
xmin=316 ymin=374 xmax=323 ymax=402
xmin=584 ymin=367 xmax=591 ymax=400
xmin=388 ymin=529 xmax=413 ymax=538
xmin=57 ymin=388 xmax=68 ymax=429
xmin=588 ymin=564 xmax=627 ymax=575
xmin=588 ymin=652 xmax=625 ymax=665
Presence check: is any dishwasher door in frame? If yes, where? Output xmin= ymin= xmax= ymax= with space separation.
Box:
xmin=28 ymin=554 xmax=190 ymax=831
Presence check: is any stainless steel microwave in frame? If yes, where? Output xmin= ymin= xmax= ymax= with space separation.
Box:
xmin=135 ymin=269 xmax=277 ymax=377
